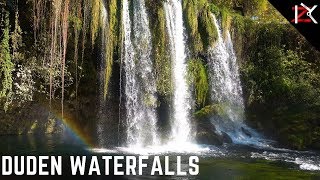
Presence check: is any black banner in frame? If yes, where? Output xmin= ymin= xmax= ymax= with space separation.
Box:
xmin=268 ymin=0 xmax=320 ymax=50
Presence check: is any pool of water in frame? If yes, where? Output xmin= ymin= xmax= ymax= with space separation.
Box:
xmin=0 ymin=133 xmax=319 ymax=179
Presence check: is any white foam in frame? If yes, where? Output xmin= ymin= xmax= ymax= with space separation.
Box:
xmin=89 ymin=148 xmax=118 ymax=154
xmin=122 ymin=0 xmax=159 ymax=147
xmin=117 ymin=143 xmax=211 ymax=155
xmin=299 ymin=163 xmax=320 ymax=171
xmin=295 ymin=158 xmax=320 ymax=171
xmin=251 ymin=151 xmax=320 ymax=171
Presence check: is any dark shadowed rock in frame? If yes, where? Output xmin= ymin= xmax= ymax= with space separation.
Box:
xmin=241 ymin=127 xmax=252 ymax=138
xmin=221 ymin=131 xmax=233 ymax=143
xmin=196 ymin=131 xmax=223 ymax=146
xmin=194 ymin=103 xmax=236 ymax=145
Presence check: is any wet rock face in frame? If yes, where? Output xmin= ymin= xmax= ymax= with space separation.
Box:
xmin=193 ymin=102 xmax=236 ymax=145
xmin=241 ymin=127 xmax=252 ymax=138
xmin=195 ymin=114 xmax=233 ymax=145
xmin=195 ymin=127 xmax=233 ymax=145
xmin=195 ymin=115 xmax=221 ymax=145
xmin=221 ymin=131 xmax=233 ymax=143
xmin=196 ymin=131 xmax=223 ymax=145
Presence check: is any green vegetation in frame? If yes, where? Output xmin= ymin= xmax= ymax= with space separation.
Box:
xmin=187 ymin=59 xmax=209 ymax=108
xmin=241 ymin=21 xmax=320 ymax=150
xmin=0 ymin=12 xmax=14 ymax=111
xmin=242 ymin=0 xmax=268 ymax=16
xmin=183 ymin=0 xmax=218 ymax=54
xmin=212 ymin=0 xmax=268 ymax=16
xmin=194 ymin=104 xmax=226 ymax=119
xmin=91 ymin=0 xmax=101 ymax=47
xmin=194 ymin=0 xmax=320 ymax=150
xmin=183 ymin=0 xmax=204 ymax=53
xmin=198 ymin=6 xmax=218 ymax=50
xmin=146 ymin=1 xmax=172 ymax=98
xmin=104 ymin=0 xmax=121 ymax=99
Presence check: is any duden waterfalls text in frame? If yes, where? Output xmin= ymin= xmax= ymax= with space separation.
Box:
xmin=1 ymin=156 xmax=199 ymax=176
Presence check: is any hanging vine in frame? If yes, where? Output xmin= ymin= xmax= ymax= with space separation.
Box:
xmin=76 ymin=0 xmax=90 ymax=104
xmin=91 ymin=0 xmax=101 ymax=47
xmin=0 ymin=11 xmax=14 ymax=111
xmin=103 ymin=0 xmax=119 ymax=99
xmin=32 ymin=0 xmax=47 ymax=42
xmin=29 ymin=0 xmax=118 ymax=116
xmin=49 ymin=0 xmax=62 ymax=107
xmin=61 ymin=0 xmax=70 ymax=118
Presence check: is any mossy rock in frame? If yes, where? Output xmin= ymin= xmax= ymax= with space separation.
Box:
xmin=195 ymin=119 xmax=233 ymax=145
xmin=143 ymin=94 xmax=158 ymax=108
xmin=194 ymin=104 xmax=226 ymax=119
xmin=104 ymin=0 xmax=122 ymax=99
xmin=183 ymin=0 xmax=218 ymax=54
xmin=198 ymin=6 xmax=218 ymax=49
xmin=146 ymin=1 xmax=172 ymax=98
xmin=187 ymin=58 xmax=209 ymax=108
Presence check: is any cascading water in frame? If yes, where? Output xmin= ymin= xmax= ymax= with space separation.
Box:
xmin=97 ymin=2 xmax=108 ymax=147
xmin=208 ymin=15 xmax=266 ymax=146
xmin=122 ymin=0 xmax=159 ymax=147
xmin=164 ymin=0 xmax=193 ymax=144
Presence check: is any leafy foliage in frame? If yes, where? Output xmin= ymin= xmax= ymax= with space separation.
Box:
xmin=0 ymin=12 xmax=14 ymax=111
xmin=241 ymin=21 xmax=320 ymax=149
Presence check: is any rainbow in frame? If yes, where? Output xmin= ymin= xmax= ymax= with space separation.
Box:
xmin=57 ymin=115 xmax=95 ymax=148
xmin=40 ymin=99 xmax=95 ymax=148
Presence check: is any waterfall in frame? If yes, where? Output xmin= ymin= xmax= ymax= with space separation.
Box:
xmin=208 ymin=15 xmax=265 ymax=146
xmin=122 ymin=0 xmax=159 ymax=147
xmin=97 ymin=2 xmax=108 ymax=147
xmin=164 ymin=0 xmax=193 ymax=144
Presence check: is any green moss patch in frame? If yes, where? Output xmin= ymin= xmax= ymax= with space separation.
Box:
xmin=183 ymin=0 xmax=218 ymax=54
xmin=187 ymin=59 xmax=209 ymax=107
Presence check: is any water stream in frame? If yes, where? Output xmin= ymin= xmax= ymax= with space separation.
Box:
xmin=208 ymin=15 xmax=266 ymax=147
xmin=122 ymin=0 xmax=159 ymax=147
xmin=76 ymin=1 xmax=320 ymax=175
xmin=97 ymin=1 xmax=108 ymax=147
xmin=164 ymin=0 xmax=193 ymax=145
